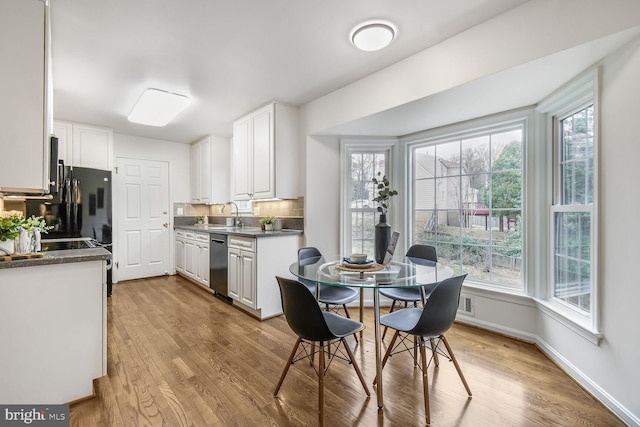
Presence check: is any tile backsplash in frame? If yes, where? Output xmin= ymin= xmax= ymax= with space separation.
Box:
xmin=173 ymin=197 xmax=304 ymax=230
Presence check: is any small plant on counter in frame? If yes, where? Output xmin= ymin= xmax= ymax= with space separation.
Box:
xmin=195 ymin=215 xmax=205 ymax=224
xmin=259 ymin=216 xmax=277 ymax=225
xmin=0 ymin=215 xmax=24 ymax=242
xmin=259 ymin=216 xmax=277 ymax=230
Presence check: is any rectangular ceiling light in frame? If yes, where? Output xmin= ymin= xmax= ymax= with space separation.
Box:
xmin=127 ymin=88 xmax=190 ymax=126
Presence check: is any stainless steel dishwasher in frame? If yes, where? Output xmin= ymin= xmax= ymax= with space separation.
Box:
xmin=209 ymin=233 xmax=231 ymax=303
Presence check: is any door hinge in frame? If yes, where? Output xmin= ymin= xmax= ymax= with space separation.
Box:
xmin=115 ymin=261 xmax=119 ymax=269
xmin=114 ymin=167 xmax=118 ymax=174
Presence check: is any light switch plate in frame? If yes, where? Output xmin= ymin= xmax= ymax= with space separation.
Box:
xmin=177 ymin=207 xmax=184 ymax=215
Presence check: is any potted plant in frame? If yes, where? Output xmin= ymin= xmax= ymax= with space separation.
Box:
xmin=0 ymin=215 xmax=24 ymax=255
xmin=372 ymin=172 xmax=398 ymax=263
xmin=22 ymin=215 xmax=52 ymax=252
xmin=259 ymin=216 xmax=277 ymax=231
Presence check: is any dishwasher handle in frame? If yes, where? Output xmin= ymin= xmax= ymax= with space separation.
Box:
xmin=211 ymin=239 xmax=226 ymax=245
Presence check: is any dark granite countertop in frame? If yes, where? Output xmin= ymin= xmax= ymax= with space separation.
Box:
xmin=174 ymin=224 xmax=303 ymax=237
xmin=0 ymin=247 xmax=111 ymax=270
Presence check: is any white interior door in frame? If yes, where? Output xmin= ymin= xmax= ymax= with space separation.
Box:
xmin=115 ymin=157 xmax=170 ymax=281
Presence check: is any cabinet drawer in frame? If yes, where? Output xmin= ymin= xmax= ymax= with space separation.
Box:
xmin=228 ymin=236 xmax=255 ymax=252
xmin=176 ymin=230 xmax=186 ymax=238
xmin=184 ymin=232 xmax=196 ymax=240
xmin=195 ymin=233 xmax=209 ymax=243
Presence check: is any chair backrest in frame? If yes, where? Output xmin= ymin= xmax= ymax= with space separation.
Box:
xmin=409 ymin=274 xmax=467 ymax=337
xmin=299 ymin=246 xmax=322 ymax=265
xmin=276 ymin=276 xmax=336 ymax=342
xmin=297 ymin=247 xmax=323 ymax=293
xmin=406 ymin=244 xmax=437 ymax=262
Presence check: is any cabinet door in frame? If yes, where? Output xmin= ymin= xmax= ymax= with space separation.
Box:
xmin=196 ymin=242 xmax=209 ymax=286
xmin=251 ymin=105 xmax=274 ymax=199
xmin=183 ymin=239 xmax=196 ymax=277
xmin=232 ymin=117 xmax=251 ymax=200
xmin=175 ymin=238 xmax=185 ymax=272
xmin=190 ymin=143 xmax=200 ymax=203
xmin=228 ymin=248 xmax=241 ymax=300
xmin=72 ymin=124 xmax=113 ymax=170
xmin=199 ymin=138 xmax=212 ymax=204
xmin=0 ymin=0 xmax=47 ymax=193
xmin=240 ymin=252 xmax=256 ymax=308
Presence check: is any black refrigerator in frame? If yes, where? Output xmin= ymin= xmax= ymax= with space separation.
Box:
xmin=26 ymin=165 xmax=113 ymax=294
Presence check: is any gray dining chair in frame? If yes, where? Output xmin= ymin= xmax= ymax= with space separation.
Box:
xmin=374 ymin=274 xmax=472 ymax=425
xmin=380 ymin=244 xmax=438 ymax=340
xmin=298 ymin=247 xmax=361 ymax=342
xmin=274 ymin=276 xmax=370 ymax=425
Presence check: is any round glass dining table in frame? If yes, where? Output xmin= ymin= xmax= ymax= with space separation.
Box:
xmin=288 ymin=255 xmax=454 ymax=408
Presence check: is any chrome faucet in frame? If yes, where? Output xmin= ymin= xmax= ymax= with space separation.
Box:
xmin=220 ymin=202 xmax=241 ymax=227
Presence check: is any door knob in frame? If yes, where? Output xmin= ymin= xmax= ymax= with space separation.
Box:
xmin=163 ymin=211 xmax=167 ymax=214
xmin=163 ymin=222 xmax=168 ymax=228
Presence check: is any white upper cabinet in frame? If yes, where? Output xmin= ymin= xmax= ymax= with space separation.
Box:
xmin=0 ymin=0 xmax=49 ymax=193
xmin=53 ymin=121 xmax=114 ymax=171
xmin=72 ymin=124 xmax=113 ymax=170
xmin=231 ymin=102 xmax=299 ymax=200
xmin=190 ymin=135 xmax=230 ymax=204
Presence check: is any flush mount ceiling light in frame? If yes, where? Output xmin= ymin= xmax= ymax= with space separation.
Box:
xmin=127 ymin=88 xmax=190 ymax=127
xmin=350 ymin=20 xmax=396 ymax=51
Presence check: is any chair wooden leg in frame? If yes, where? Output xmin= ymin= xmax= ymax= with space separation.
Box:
xmin=342 ymin=305 xmax=359 ymax=344
xmin=414 ymin=336 xmax=418 ymax=367
xmin=274 ymin=337 xmax=301 ymax=396
xmin=430 ymin=338 xmax=440 ymax=367
xmin=381 ymin=300 xmax=397 ymax=340
xmin=373 ymin=329 xmax=399 ymax=385
xmin=341 ymin=338 xmax=370 ymax=396
xmin=441 ymin=335 xmax=472 ymax=396
xmin=319 ymin=340 xmax=325 ymax=425
xmin=419 ymin=337 xmax=431 ymax=426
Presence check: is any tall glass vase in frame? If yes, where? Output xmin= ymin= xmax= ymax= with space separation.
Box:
xmin=374 ymin=214 xmax=391 ymax=264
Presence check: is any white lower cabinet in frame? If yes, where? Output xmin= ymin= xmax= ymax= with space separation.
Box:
xmin=194 ymin=233 xmax=210 ymax=286
xmin=175 ymin=233 xmax=185 ymax=273
xmin=175 ymin=230 xmax=209 ymax=287
xmin=227 ymin=234 xmax=301 ymax=319
xmin=228 ymin=237 xmax=256 ymax=308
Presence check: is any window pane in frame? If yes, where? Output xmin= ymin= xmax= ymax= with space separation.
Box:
xmin=554 ymin=211 xmax=591 ymax=312
xmin=461 ymin=136 xmax=490 ymax=175
xmin=560 ymin=105 xmax=594 ymax=205
xmin=415 ymin=146 xmax=436 ymax=178
xmin=436 ymin=177 xmax=461 ymax=210
xmin=414 ymin=178 xmax=435 ymax=210
xmin=435 ymin=141 xmax=460 ymax=177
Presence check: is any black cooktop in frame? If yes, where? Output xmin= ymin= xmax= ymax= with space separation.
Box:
xmin=40 ymin=240 xmax=94 ymax=251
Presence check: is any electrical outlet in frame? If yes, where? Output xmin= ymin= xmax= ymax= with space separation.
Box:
xmin=177 ymin=207 xmax=184 ymax=215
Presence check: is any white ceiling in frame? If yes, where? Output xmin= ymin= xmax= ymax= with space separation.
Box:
xmin=50 ymin=0 xmax=530 ymax=143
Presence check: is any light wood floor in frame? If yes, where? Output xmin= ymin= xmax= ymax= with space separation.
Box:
xmin=70 ymin=275 xmax=625 ymax=426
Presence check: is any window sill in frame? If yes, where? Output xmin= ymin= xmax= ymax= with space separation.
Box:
xmin=534 ymin=298 xmax=603 ymax=345
xmin=461 ymin=281 xmax=603 ymax=346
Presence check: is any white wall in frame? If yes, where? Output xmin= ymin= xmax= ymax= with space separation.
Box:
xmin=299 ymin=1 xmax=640 ymax=424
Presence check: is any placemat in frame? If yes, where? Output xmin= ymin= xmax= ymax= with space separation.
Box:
xmin=336 ymin=262 xmax=385 ymax=272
